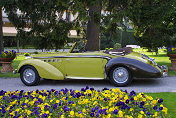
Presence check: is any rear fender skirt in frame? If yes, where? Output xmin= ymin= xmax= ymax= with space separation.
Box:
xmin=105 ymin=57 xmax=162 ymax=78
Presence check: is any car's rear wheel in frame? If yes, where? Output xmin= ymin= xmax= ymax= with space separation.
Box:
xmin=109 ymin=66 xmax=132 ymax=86
xmin=20 ymin=65 xmax=40 ymax=86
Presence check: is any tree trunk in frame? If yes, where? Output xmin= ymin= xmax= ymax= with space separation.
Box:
xmin=0 ymin=7 xmax=3 ymax=52
xmin=86 ymin=2 xmax=101 ymax=51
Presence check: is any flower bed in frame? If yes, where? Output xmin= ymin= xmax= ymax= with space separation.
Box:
xmin=0 ymin=87 xmax=168 ymax=118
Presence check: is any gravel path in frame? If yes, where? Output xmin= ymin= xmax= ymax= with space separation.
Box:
xmin=0 ymin=77 xmax=176 ymax=93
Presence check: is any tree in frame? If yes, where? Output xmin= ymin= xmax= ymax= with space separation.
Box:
xmin=2 ymin=0 xmax=131 ymax=51
xmin=71 ymin=0 xmax=129 ymax=51
xmin=86 ymin=3 xmax=101 ymax=51
xmin=4 ymin=0 xmax=175 ymax=53
xmin=3 ymin=0 xmax=73 ymax=51
xmin=0 ymin=7 xmax=3 ymax=52
xmin=125 ymin=0 xmax=176 ymax=52
xmin=69 ymin=0 xmax=102 ymax=51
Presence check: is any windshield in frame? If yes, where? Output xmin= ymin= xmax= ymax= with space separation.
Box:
xmin=69 ymin=40 xmax=87 ymax=53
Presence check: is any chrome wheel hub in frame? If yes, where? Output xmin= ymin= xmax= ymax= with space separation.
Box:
xmin=118 ymin=72 xmax=124 ymax=78
xmin=113 ymin=67 xmax=128 ymax=83
xmin=23 ymin=69 xmax=35 ymax=83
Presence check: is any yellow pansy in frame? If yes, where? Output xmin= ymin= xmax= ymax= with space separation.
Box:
xmin=162 ymin=107 xmax=168 ymax=114
xmin=56 ymin=100 xmax=59 ymax=103
xmin=42 ymin=96 xmax=46 ymax=101
xmin=75 ymin=112 xmax=79 ymax=117
xmin=62 ymin=97 xmax=66 ymax=101
xmin=19 ymin=115 xmax=23 ymax=118
xmin=25 ymin=99 xmax=29 ymax=104
xmin=130 ymin=108 xmax=134 ymax=111
xmin=107 ymin=114 xmax=111 ymax=118
xmin=146 ymin=95 xmax=153 ymax=100
xmin=70 ymin=111 xmax=74 ymax=116
xmin=46 ymin=111 xmax=49 ymax=114
xmin=93 ymin=101 xmax=97 ymax=105
xmin=160 ymin=104 xmax=164 ymax=107
xmin=16 ymin=108 xmax=20 ymax=112
xmin=126 ymin=115 xmax=133 ymax=118
xmin=75 ymin=90 xmax=80 ymax=93
xmin=72 ymin=104 xmax=76 ymax=107
xmin=109 ymin=101 xmax=112 ymax=106
xmin=138 ymin=114 xmax=143 ymax=118
xmin=119 ymin=110 xmax=123 ymax=117
xmin=109 ymin=107 xmax=114 ymax=112
xmin=119 ymin=94 xmax=123 ymax=99
xmin=82 ymin=109 xmax=86 ymax=113
xmin=10 ymin=111 xmax=15 ymax=117
xmin=50 ymin=99 xmax=53 ymax=103
xmin=6 ymin=106 xmax=11 ymax=111
xmin=29 ymin=101 xmax=35 ymax=106
xmin=137 ymin=93 xmax=143 ymax=98
xmin=124 ymin=95 xmax=128 ymax=100
xmin=27 ymin=110 xmax=31 ymax=115
xmin=11 ymin=100 xmax=17 ymax=105
xmin=153 ymin=100 xmax=157 ymax=104
xmin=142 ymin=98 xmax=146 ymax=102
xmin=134 ymin=96 xmax=138 ymax=101
xmin=153 ymin=112 xmax=158 ymax=117
xmin=140 ymin=111 xmax=144 ymax=115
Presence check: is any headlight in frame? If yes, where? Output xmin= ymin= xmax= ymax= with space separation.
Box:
xmin=25 ymin=56 xmax=32 ymax=59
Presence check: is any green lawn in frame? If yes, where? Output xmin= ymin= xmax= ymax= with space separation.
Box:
xmin=146 ymin=92 xmax=176 ymax=118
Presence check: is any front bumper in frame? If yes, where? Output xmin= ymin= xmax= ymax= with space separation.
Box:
xmin=160 ymin=65 xmax=168 ymax=77
xmin=13 ymin=69 xmax=17 ymax=74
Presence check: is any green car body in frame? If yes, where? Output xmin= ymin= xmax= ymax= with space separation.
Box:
xmin=15 ymin=42 xmax=167 ymax=86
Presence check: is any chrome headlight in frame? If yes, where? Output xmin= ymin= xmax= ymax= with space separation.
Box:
xmin=25 ymin=56 xmax=32 ymax=59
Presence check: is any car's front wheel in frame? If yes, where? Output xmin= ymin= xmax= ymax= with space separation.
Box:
xmin=109 ymin=66 xmax=132 ymax=87
xmin=20 ymin=65 xmax=40 ymax=86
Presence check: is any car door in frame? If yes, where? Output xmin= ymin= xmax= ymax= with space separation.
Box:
xmin=64 ymin=53 xmax=105 ymax=79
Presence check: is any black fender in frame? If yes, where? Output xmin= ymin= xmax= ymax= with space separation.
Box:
xmin=105 ymin=57 xmax=162 ymax=78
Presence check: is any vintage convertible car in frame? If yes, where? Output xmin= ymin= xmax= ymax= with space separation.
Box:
xmin=14 ymin=41 xmax=167 ymax=86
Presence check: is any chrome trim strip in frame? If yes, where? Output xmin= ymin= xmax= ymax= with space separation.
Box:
xmin=33 ymin=55 xmax=112 ymax=60
xmin=65 ymin=76 xmax=104 ymax=80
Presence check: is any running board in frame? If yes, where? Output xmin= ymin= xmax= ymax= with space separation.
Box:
xmin=65 ymin=76 xmax=104 ymax=80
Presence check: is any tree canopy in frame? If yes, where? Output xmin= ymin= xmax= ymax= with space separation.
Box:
xmin=2 ymin=0 xmax=73 ymax=51
xmin=126 ymin=0 xmax=176 ymax=52
xmin=1 ymin=0 xmax=176 ymax=52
